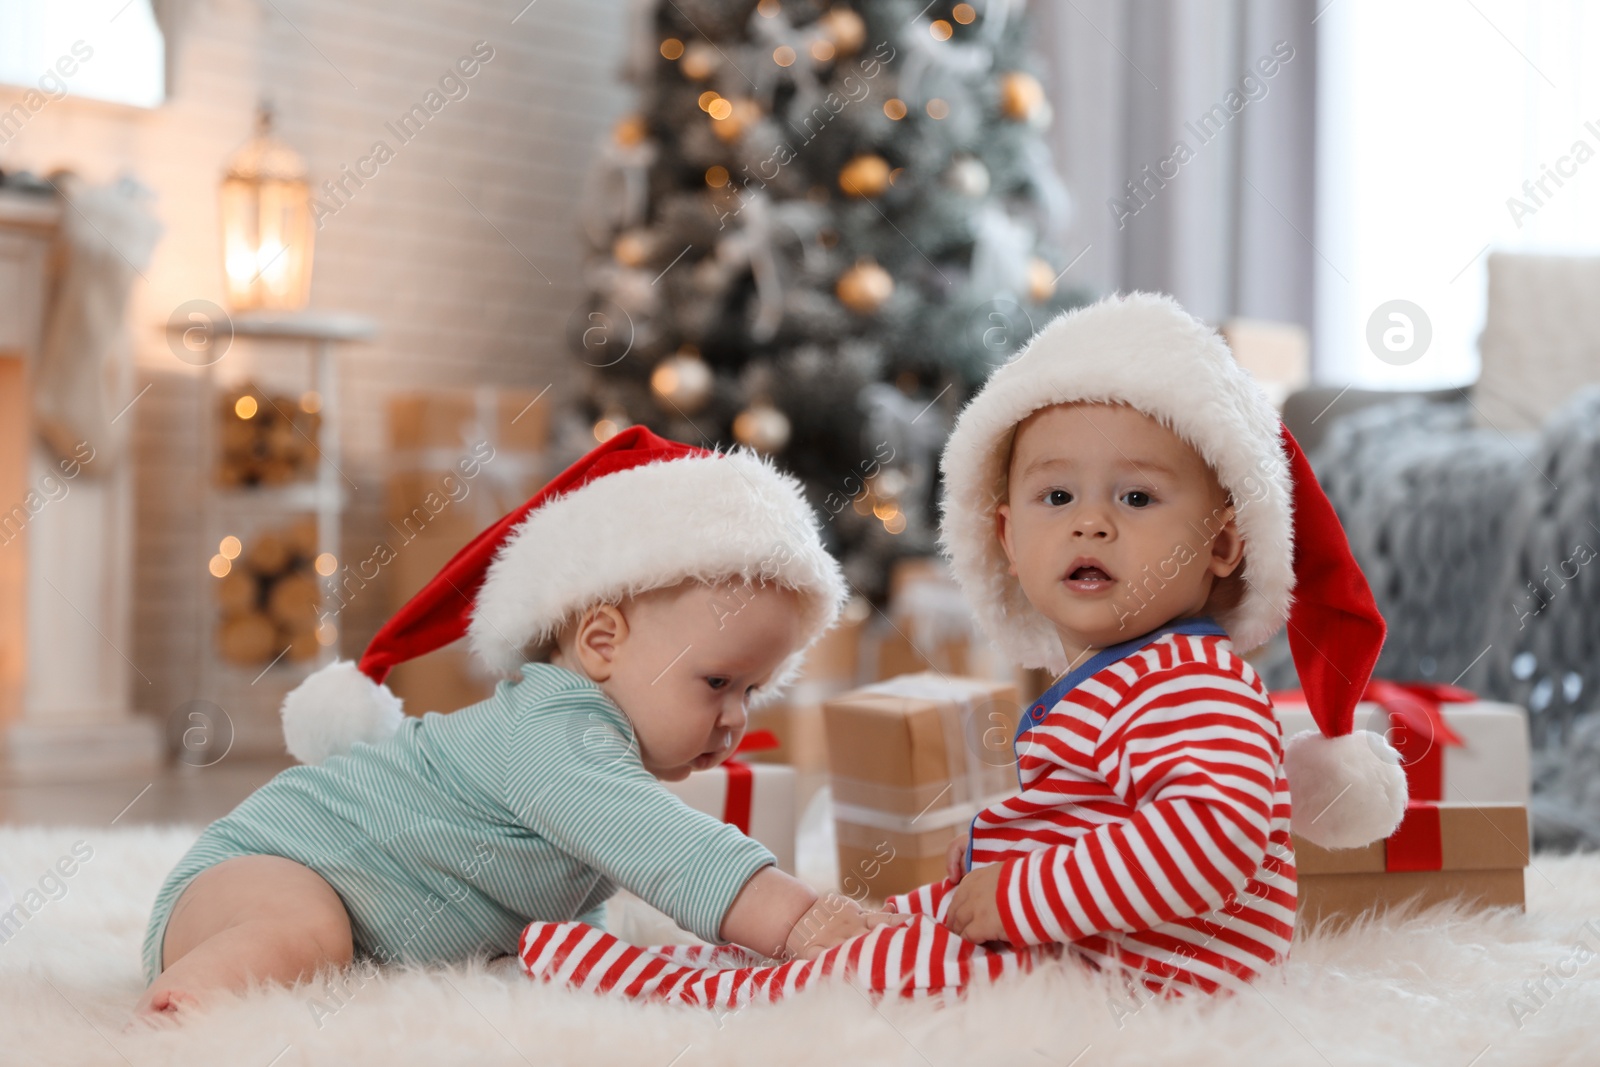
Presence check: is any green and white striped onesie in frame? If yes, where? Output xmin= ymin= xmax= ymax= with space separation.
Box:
xmin=141 ymin=662 xmax=775 ymax=984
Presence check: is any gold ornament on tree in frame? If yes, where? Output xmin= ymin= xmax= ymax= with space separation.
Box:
xmin=818 ymin=8 xmax=866 ymax=55
xmin=1027 ymin=257 xmax=1057 ymax=302
xmin=651 ymin=350 xmax=714 ymax=414
xmin=836 ymin=258 xmax=895 ymax=314
xmin=733 ymin=400 xmax=791 ymax=453
xmin=999 ymin=71 xmax=1051 ymax=126
xmin=838 ymin=154 xmax=891 ymax=198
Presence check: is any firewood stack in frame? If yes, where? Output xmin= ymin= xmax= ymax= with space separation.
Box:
xmin=214 ymin=515 xmax=326 ymax=667
xmin=217 ymin=384 xmax=323 ymax=488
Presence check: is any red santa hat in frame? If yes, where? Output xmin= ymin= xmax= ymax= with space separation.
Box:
xmin=939 ymin=291 xmax=1406 ymax=849
xmin=281 ymin=425 xmax=848 ymax=765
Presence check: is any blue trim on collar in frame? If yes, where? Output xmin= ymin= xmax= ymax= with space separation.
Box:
xmin=1013 ymin=615 xmax=1228 ymax=748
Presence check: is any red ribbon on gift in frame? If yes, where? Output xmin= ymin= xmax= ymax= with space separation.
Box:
xmin=1270 ymin=681 xmax=1473 ymax=801
xmin=1386 ymin=801 xmax=1443 ymax=871
xmin=720 ymin=729 xmax=780 ymax=834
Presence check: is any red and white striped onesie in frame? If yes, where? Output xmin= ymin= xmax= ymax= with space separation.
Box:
xmin=519 ymin=615 xmax=1297 ymax=1005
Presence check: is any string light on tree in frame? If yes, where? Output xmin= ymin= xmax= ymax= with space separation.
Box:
xmin=733 ymin=400 xmax=791 ymax=453
xmin=593 ymin=404 xmax=632 ymax=443
xmin=612 ymin=229 xmax=655 ymax=268
xmin=1028 ymin=257 xmax=1057 ymax=302
xmin=836 ymin=258 xmax=895 ymax=314
xmin=711 ymin=98 xmax=760 ymax=143
xmin=613 ymin=115 xmax=648 ymax=147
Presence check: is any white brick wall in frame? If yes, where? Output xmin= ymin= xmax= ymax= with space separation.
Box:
xmin=0 ymin=0 xmax=631 ymax=739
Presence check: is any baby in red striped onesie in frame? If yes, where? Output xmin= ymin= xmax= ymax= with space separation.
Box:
xmin=520 ymin=293 xmax=1404 ymax=1006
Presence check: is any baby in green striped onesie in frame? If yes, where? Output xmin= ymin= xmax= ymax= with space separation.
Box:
xmin=135 ymin=428 xmax=901 ymax=1022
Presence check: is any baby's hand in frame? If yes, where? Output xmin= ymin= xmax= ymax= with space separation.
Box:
xmin=946 ymin=832 xmax=969 ymax=884
xmin=782 ymin=893 xmax=911 ymax=961
xmin=943 ymin=860 xmax=1007 ymax=945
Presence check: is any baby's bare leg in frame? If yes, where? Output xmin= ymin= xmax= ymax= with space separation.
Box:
xmin=134 ymin=854 xmax=354 ymax=1020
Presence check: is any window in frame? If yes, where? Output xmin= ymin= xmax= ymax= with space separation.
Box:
xmin=1316 ymin=0 xmax=1600 ymax=388
xmin=0 ymin=0 xmax=165 ymax=112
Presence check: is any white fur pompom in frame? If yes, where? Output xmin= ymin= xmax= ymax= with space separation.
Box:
xmin=280 ymin=659 xmax=405 ymax=764
xmin=1284 ymin=729 xmax=1409 ymax=849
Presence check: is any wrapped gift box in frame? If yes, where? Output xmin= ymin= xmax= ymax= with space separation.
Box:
xmin=867 ymin=557 xmax=1055 ymax=709
xmin=1293 ymin=802 xmax=1529 ymax=932
xmin=823 ymin=674 xmax=1022 ymax=902
xmin=386 ymin=387 xmax=550 ymax=715
xmin=1273 ymin=684 xmax=1530 ymax=805
xmin=741 ymin=700 xmax=830 ymax=821
xmin=663 ymin=759 xmax=797 ymax=874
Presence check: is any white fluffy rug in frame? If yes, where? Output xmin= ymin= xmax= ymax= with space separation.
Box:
xmin=3 ymin=819 xmax=1599 ymax=1067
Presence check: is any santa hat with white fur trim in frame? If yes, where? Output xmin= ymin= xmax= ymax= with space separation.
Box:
xmin=939 ymin=291 xmax=1406 ymax=849
xmin=281 ymin=425 xmax=848 ymax=765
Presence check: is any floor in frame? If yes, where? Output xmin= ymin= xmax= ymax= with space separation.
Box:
xmin=0 ymin=755 xmax=294 ymax=828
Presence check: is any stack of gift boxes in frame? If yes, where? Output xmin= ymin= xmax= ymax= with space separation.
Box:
xmin=656 ymin=558 xmax=1038 ymax=880
xmin=1275 ymin=681 xmax=1532 ymax=931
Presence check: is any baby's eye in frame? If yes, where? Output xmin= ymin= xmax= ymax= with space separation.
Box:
xmin=1043 ymin=488 xmax=1072 ymax=506
xmin=706 ymin=676 xmax=730 ymax=691
xmin=1123 ymin=490 xmax=1153 ymax=508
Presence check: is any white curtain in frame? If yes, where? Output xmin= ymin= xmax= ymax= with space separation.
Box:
xmin=1032 ymin=0 xmax=1319 ymax=344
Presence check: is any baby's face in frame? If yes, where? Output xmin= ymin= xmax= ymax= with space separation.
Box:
xmin=596 ymin=581 xmax=804 ymax=782
xmin=997 ymin=402 xmax=1244 ymax=664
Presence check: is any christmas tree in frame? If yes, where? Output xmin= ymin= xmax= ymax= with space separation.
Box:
xmin=574 ymin=0 xmax=1087 ymax=598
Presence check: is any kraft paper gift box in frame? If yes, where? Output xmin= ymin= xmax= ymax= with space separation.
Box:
xmin=1292 ymin=802 xmax=1530 ymax=932
xmin=823 ymin=674 xmax=1022 ymax=902
xmin=662 ymin=742 xmax=798 ymax=874
xmin=735 ymin=605 xmax=874 ymax=819
xmin=1272 ymin=681 xmax=1530 ymax=805
xmin=385 ymin=387 xmax=550 ymax=714
xmin=869 ymin=556 xmax=1055 ymax=706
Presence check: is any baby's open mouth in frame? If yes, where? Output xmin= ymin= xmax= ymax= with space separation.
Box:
xmin=1065 ymin=558 xmax=1116 ymax=591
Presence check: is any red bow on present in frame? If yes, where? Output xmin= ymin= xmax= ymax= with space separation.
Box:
xmin=719 ymin=729 xmax=780 ymax=834
xmin=1270 ymin=680 xmax=1474 ymax=802
xmin=1386 ymin=801 xmax=1444 ymax=871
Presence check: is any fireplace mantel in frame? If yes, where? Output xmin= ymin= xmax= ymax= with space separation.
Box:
xmin=0 ymin=188 xmax=163 ymax=782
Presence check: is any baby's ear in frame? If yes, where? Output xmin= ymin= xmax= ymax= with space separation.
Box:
xmin=1209 ymin=513 xmax=1246 ymax=578
xmin=995 ymin=503 xmax=1019 ymax=577
xmin=573 ymin=603 xmax=629 ymax=679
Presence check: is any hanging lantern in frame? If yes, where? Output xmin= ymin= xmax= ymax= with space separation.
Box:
xmin=220 ymin=104 xmax=314 ymax=312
